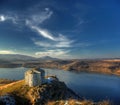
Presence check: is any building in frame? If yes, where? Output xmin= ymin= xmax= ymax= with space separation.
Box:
xmin=25 ymin=68 xmax=45 ymax=87
xmin=47 ymin=75 xmax=58 ymax=83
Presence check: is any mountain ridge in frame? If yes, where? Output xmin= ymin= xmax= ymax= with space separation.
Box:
xmin=0 ymin=54 xmax=59 ymax=62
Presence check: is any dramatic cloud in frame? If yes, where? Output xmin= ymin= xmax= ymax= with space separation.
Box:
xmin=0 ymin=8 xmax=74 ymax=58
xmin=0 ymin=0 xmax=118 ymax=59
xmin=0 ymin=50 xmax=15 ymax=54
xmin=26 ymin=7 xmax=74 ymax=58
xmin=0 ymin=8 xmax=74 ymax=49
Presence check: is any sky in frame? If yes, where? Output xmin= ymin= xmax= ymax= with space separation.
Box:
xmin=0 ymin=0 xmax=120 ymax=59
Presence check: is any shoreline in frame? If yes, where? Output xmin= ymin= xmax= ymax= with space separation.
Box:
xmin=0 ymin=66 xmax=120 ymax=77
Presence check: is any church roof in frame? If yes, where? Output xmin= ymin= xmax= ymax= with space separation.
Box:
xmin=25 ymin=68 xmax=45 ymax=74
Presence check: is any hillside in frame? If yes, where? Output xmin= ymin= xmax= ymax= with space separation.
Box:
xmin=0 ymin=80 xmax=80 ymax=105
xmin=0 ymin=54 xmax=37 ymax=62
xmin=0 ymin=80 xmax=110 ymax=105
xmin=23 ymin=60 xmax=120 ymax=76
xmin=0 ymin=54 xmax=59 ymax=68
xmin=61 ymin=60 xmax=120 ymax=75
xmin=0 ymin=54 xmax=59 ymax=62
xmin=0 ymin=54 xmax=120 ymax=76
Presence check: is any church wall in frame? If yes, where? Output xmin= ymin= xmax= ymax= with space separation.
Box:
xmin=25 ymin=69 xmax=45 ymax=87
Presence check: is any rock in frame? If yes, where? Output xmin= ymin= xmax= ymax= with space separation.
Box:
xmin=28 ymin=81 xmax=80 ymax=105
xmin=0 ymin=95 xmax=16 ymax=105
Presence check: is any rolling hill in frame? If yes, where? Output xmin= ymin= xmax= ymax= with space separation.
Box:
xmin=0 ymin=54 xmax=59 ymax=62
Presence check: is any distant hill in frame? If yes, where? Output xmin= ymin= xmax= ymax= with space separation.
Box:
xmin=23 ymin=60 xmax=120 ymax=76
xmin=0 ymin=54 xmax=36 ymax=62
xmin=0 ymin=54 xmax=59 ymax=62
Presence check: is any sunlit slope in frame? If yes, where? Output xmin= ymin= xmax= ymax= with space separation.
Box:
xmin=0 ymin=80 xmax=111 ymax=105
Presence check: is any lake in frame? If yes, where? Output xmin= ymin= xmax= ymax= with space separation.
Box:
xmin=0 ymin=67 xmax=120 ymax=104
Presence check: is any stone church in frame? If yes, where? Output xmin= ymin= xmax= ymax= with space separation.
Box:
xmin=25 ymin=68 xmax=45 ymax=87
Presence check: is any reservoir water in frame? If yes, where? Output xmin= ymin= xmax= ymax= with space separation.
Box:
xmin=0 ymin=67 xmax=120 ymax=104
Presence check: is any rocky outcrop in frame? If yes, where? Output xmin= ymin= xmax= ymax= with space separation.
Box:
xmin=0 ymin=80 xmax=80 ymax=105
xmin=0 ymin=95 xmax=16 ymax=105
xmin=0 ymin=79 xmax=111 ymax=105
xmin=28 ymin=81 xmax=80 ymax=105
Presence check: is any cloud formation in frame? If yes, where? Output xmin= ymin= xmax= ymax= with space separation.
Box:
xmin=26 ymin=8 xmax=53 ymax=26
xmin=0 ymin=14 xmax=18 ymax=23
xmin=0 ymin=15 xmax=6 ymax=22
xmin=31 ymin=26 xmax=56 ymax=41
xmin=25 ymin=8 xmax=74 ymax=57
xmin=32 ymin=33 xmax=73 ymax=48
xmin=0 ymin=50 xmax=15 ymax=54
xmin=0 ymin=8 xmax=74 ymax=58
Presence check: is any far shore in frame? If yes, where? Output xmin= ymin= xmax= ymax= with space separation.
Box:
xmin=0 ymin=59 xmax=120 ymax=77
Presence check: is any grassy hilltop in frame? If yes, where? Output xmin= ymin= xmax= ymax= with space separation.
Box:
xmin=0 ymin=79 xmax=110 ymax=105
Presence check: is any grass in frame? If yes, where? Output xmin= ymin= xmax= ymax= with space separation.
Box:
xmin=0 ymin=80 xmax=31 ymax=105
xmin=0 ymin=80 xmax=30 ymax=96
xmin=46 ymin=99 xmax=111 ymax=105
xmin=0 ymin=80 xmax=111 ymax=105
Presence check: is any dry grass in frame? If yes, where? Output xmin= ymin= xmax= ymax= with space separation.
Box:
xmin=0 ymin=80 xmax=30 ymax=97
xmin=46 ymin=99 xmax=111 ymax=105
xmin=0 ymin=80 xmax=111 ymax=105
xmin=0 ymin=80 xmax=31 ymax=105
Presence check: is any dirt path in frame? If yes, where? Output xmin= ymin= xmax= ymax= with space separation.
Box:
xmin=0 ymin=80 xmax=24 ymax=90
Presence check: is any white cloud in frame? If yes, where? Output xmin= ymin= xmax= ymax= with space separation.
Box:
xmin=35 ymin=49 xmax=70 ymax=58
xmin=33 ymin=41 xmax=52 ymax=47
xmin=26 ymin=8 xmax=57 ymax=41
xmin=26 ymin=8 xmax=73 ymax=49
xmin=32 ymin=32 xmax=74 ymax=48
xmin=0 ymin=8 xmax=75 ymax=58
xmin=0 ymin=15 xmax=6 ymax=22
xmin=31 ymin=26 xmax=56 ymax=41
xmin=26 ymin=8 xmax=53 ymax=26
xmin=0 ymin=50 xmax=15 ymax=54
xmin=55 ymin=34 xmax=74 ymax=47
xmin=8 ymin=16 xmax=18 ymax=24
xmin=0 ymin=15 xmax=18 ymax=24
xmin=0 ymin=8 xmax=53 ymax=25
